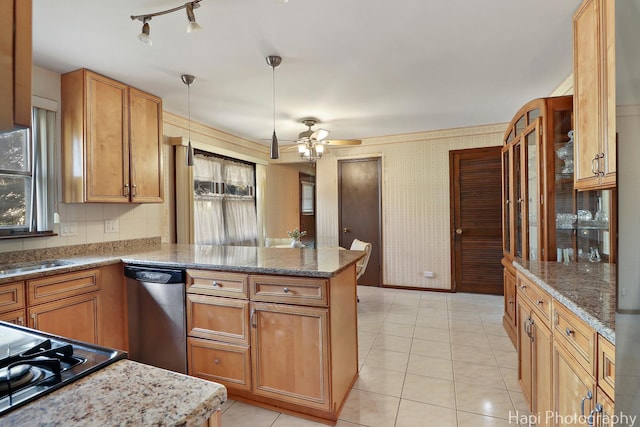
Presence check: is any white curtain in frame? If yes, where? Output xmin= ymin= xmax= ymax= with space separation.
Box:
xmin=192 ymin=154 xmax=257 ymax=246
xmin=223 ymin=160 xmax=257 ymax=245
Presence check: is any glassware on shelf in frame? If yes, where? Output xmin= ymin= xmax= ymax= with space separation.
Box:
xmin=594 ymin=196 xmax=609 ymax=225
xmin=556 ymin=130 xmax=574 ymax=174
xmin=589 ymin=247 xmax=602 ymax=262
xmin=556 ymin=213 xmax=577 ymax=229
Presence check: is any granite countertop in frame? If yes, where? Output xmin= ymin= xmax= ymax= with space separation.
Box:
xmin=120 ymin=243 xmax=364 ymax=278
xmin=1 ymin=359 xmax=227 ymax=426
xmin=0 ymin=242 xmax=365 ymax=285
xmin=514 ymin=260 xmax=616 ymax=344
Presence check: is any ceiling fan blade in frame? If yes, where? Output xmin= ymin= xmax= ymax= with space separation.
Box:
xmin=311 ymin=128 xmax=330 ymax=141
xmin=324 ymin=139 xmax=362 ymax=146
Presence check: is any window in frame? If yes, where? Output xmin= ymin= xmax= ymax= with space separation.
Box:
xmin=0 ymin=107 xmax=56 ymax=237
xmin=192 ymin=151 xmax=257 ymax=245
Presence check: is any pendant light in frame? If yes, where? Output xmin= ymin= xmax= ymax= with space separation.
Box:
xmin=181 ymin=74 xmax=196 ymax=166
xmin=266 ymin=55 xmax=282 ymax=159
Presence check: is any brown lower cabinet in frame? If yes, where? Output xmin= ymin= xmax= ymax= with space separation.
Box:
xmin=186 ymin=266 xmax=358 ymax=425
xmin=515 ymin=271 xmax=615 ymax=427
xmin=0 ymin=264 xmax=127 ymax=350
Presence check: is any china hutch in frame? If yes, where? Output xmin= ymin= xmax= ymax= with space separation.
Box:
xmin=501 ymin=95 xmax=615 ymax=345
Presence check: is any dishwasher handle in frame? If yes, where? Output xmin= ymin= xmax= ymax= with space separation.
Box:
xmin=124 ymin=265 xmax=185 ymax=284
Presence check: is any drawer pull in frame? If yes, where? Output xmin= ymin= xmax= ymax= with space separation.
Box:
xmin=565 ymin=327 xmax=573 ymax=337
xmin=283 ymin=287 xmax=290 ymax=293
xmin=211 ymin=281 xmax=221 ymax=287
xmin=536 ymin=300 xmax=543 ymax=306
xmin=520 ymin=284 xmax=527 ymax=290
xmin=214 ymin=359 xmax=220 ymax=365
xmin=17 ymin=316 xmax=24 ymax=326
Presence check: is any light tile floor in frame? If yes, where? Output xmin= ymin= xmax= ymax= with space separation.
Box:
xmin=219 ymin=285 xmax=530 ymax=427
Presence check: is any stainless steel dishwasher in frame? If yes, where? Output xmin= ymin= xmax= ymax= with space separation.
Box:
xmin=124 ymin=265 xmax=187 ymax=374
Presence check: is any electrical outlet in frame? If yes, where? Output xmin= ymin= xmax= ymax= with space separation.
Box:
xmin=423 ymin=271 xmax=435 ymax=278
xmin=104 ymin=219 xmax=119 ymax=233
xmin=60 ymin=222 xmax=78 ymax=237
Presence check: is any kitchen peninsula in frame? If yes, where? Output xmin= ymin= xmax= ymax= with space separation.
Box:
xmin=0 ymin=242 xmax=364 ymax=426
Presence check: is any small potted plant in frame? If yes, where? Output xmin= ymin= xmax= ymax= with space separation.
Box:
xmin=287 ymin=228 xmax=307 ymax=248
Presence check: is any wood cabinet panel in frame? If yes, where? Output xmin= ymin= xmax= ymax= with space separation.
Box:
xmin=28 ymin=291 xmax=101 ymax=344
xmin=597 ymin=334 xmax=615 ymax=400
xmin=129 ymin=87 xmax=163 ymax=203
xmin=517 ymin=298 xmax=534 ymax=408
xmin=573 ymin=0 xmax=616 ymax=190
xmin=188 ymin=337 xmax=251 ymax=391
xmin=250 ymin=302 xmax=330 ymax=410
xmin=553 ymin=301 xmax=596 ymax=376
xmin=0 ymin=308 xmax=26 ymax=325
xmin=187 ymin=294 xmax=249 ymax=345
xmin=187 ymin=270 xmax=249 ymax=299
xmin=0 ymin=281 xmax=25 ymax=313
xmin=517 ymin=274 xmax=552 ymax=326
xmin=98 ymin=263 xmax=127 ymax=351
xmin=0 ymin=0 xmax=31 ymax=132
xmin=553 ymin=340 xmax=596 ymax=426
xmin=250 ymin=275 xmax=328 ymax=306
xmin=61 ymin=69 xmax=163 ymax=203
xmin=27 ymin=269 xmax=100 ymax=306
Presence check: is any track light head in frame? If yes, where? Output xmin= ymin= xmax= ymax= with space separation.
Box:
xmin=186 ymin=2 xmax=202 ymax=33
xmin=138 ymin=19 xmax=152 ymax=45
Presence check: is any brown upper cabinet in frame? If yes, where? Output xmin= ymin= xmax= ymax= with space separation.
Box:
xmin=61 ymin=69 xmax=164 ymax=203
xmin=573 ymin=0 xmax=616 ymax=190
xmin=0 ymin=0 xmax=32 ymax=132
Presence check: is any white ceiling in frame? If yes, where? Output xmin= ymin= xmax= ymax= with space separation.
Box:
xmin=33 ymin=0 xmax=582 ymax=146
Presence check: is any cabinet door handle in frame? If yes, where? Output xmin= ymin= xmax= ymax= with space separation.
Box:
xmin=581 ymin=390 xmax=593 ymax=417
xmin=211 ymin=281 xmax=221 ymax=288
xmin=565 ymin=327 xmax=573 ymax=337
xmin=588 ymin=403 xmax=603 ymax=427
xmin=17 ymin=316 xmax=24 ymax=326
xmin=31 ymin=313 xmax=37 ymax=329
xmin=250 ymin=308 xmax=256 ymax=328
xmin=213 ymin=358 xmax=220 ymax=365
xmin=124 ymin=184 xmax=130 ymax=196
xmin=132 ymin=184 xmax=137 ymax=197
xmin=283 ymin=287 xmax=290 ymax=293
xmin=536 ymin=300 xmax=543 ymax=306
xmin=520 ymin=284 xmax=527 ymax=290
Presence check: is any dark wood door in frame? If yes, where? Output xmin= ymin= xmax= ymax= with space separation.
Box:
xmin=450 ymin=147 xmax=503 ymax=295
xmin=338 ymin=158 xmax=381 ymax=286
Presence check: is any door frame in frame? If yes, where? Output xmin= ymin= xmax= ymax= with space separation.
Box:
xmin=337 ymin=156 xmax=383 ymax=287
xmin=449 ymin=146 xmax=503 ymax=293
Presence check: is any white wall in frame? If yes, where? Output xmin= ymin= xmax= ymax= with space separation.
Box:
xmin=315 ymin=124 xmax=507 ymax=290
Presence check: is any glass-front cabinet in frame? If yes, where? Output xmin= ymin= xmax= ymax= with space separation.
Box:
xmin=501 ymin=95 xmax=616 ymax=347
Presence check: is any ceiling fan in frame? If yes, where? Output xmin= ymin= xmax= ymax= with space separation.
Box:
xmin=291 ymin=118 xmax=361 ymax=161
xmin=295 ymin=118 xmax=361 ymax=146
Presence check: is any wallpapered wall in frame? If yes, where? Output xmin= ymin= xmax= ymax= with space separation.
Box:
xmin=314 ymin=125 xmax=506 ymax=290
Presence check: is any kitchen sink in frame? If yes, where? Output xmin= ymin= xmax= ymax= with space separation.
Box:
xmin=0 ymin=260 xmax=76 ymax=276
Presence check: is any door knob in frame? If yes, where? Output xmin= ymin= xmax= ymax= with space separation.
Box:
xmin=343 ymin=228 xmax=350 ymax=233
xmin=455 ymin=228 xmax=463 ymax=235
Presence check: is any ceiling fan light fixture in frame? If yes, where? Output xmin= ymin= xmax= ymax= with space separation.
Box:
xmin=138 ymin=20 xmax=152 ymax=45
xmin=315 ymin=144 xmax=325 ymax=154
xmin=314 ymin=129 xmax=330 ymax=141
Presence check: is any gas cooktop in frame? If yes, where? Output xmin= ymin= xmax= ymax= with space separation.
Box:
xmin=0 ymin=322 xmax=126 ymax=416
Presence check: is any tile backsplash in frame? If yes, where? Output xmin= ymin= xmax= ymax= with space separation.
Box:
xmin=0 ymin=203 xmax=163 ymax=253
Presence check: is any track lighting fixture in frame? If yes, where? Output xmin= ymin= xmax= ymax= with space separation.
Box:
xmin=131 ymin=0 xmax=202 ymax=45
xmin=266 ymin=55 xmax=282 ymax=160
xmin=181 ymin=74 xmax=196 ymax=167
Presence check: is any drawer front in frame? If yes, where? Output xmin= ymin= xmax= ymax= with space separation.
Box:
xmin=597 ymin=334 xmax=615 ymax=400
xmin=0 ymin=281 xmax=25 ymax=313
xmin=553 ymin=302 xmax=596 ymax=375
xmin=516 ymin=274 xmax=552 ymax=326
xmin=0 ymin=308 xmax=27 ymax=326
xmin=27 ymin=269 xmax=100 ymax=306
xmin=187 ymin=294 xmax=249 ymax=345
xmin=250 ymin=275 xmax=328 ymax=306
xmin=188 ymin=337 xmax=251 ymax=391
xmin=187 ymin=270 xmax=248 ymax=299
